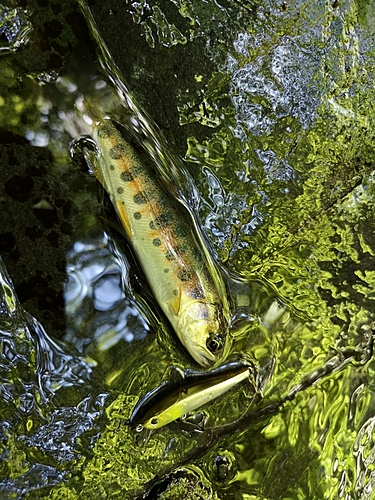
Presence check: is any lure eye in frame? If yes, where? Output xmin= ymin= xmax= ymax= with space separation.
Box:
xmin=206 ymin=334 xmax=223 ymax=354
xmin=150 ymin=417 xmax=158 ymax=427
xmin=136 ymin=424 xmax=143 ymax=432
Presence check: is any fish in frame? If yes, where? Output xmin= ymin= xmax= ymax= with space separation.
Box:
xmin=83 ymin=102 xmax=229 ymax=366
xmin=128 ymin=360 xmax=256 ymax=430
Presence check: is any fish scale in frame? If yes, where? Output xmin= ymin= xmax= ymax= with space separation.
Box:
xmin=89 ymin=111 xmax=229 ymax=366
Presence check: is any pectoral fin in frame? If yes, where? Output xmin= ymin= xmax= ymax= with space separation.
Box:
xmin=169 ymin=286 xmax=182 ymax=316
xmin=116 ymin=200 xmax=133 ymax=241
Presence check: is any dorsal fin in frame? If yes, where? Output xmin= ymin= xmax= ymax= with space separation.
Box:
xmin=159 ymin=176 xmax=179 ymax=198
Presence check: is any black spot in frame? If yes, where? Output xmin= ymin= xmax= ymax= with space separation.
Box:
xmin=175 ymin=224 xmax=188 ymax=237
xmin=177 ymin=269 xmax=192 ymax=282
xmin=109 ymin=144 xmax=127 ymax=160
xmin=133 ymin=192 xmax=146 ymax=204
xmin=177 ymin=243 xmax=188 ymax=253
xmin=130 ymin=163 xmax=144 ymax=176
xmin=164 ymin=268 xmax=169 ymax=273
xmin=161 ymin=212 xmax=174 ymax=225
xmin=165 ymin=251 xmax=176 ymax=261
xmin=98 ymin=124 xmax=113 ymax=139
xmin=120 ymin=171 xmax=133 ymax=182
xmin=145 ymin=188 xmax=157 ymax=199
xmin=110 ymin=165 xmax=115 ymax=171
xmin=134 ymin=211 xmax=142 ymax=220
xmin=158 ymin=212 xmax=173 ymax=227
xmin=173 ymin=289 xmax=179 ymax=296
xmin=117 ymin=187 xmax=124 ymax=194
xmin=153 ymin=238 xmax=161 ymax=246
xmin=150 ymin=212 xmax=174 ymax=230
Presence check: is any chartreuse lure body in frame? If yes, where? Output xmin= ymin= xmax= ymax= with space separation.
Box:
xmin=129 ymin=360 xmax=255 ymax=430
xmin=86 ymin=106 xmax=229 ymax=366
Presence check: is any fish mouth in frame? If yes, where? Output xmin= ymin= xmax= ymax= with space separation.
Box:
xmin=189 ymin=343 xmax=219 ymax=367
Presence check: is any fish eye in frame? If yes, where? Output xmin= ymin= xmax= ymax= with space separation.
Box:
xmin=206 ymin=334 xmax=223 ymax=353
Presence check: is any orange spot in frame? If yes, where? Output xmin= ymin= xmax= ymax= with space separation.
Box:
xmin=116 ymin=200 xmax=133 ymax=241
xmin=121 ymin=157 xmax=133 ymax=170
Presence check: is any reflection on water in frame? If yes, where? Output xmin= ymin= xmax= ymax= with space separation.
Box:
xmin=1 ymin=0 xmax=375 ymax=498
xmin=0 ymin=5 xmax=32 ymax=53
xmin=0 ymin=256 xmax=101 ymax=496
xmin=64 ymin=235 xmax=149 ymax=354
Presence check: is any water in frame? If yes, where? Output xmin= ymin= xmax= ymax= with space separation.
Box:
xmin=1 ymin=0 xmax=375 ymax=498
xmin=0 ymin=5 xmax=32 ymax=53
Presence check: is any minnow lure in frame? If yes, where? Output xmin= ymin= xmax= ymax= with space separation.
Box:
xmin=128 ymin=360 xmax=256 ymax=430
xmin=84 ymin=104 xmax=229 ymax=366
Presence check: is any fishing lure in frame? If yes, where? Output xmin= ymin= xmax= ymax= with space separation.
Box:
xmin=128 ymin=360 xmax=256 ymax=430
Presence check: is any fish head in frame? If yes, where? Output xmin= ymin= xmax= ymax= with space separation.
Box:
xmin=179 ymin=301 xmax=226 ymax=367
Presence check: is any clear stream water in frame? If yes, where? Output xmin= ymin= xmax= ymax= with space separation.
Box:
xmin=1 ymin=0 xmax=375 ymax=498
